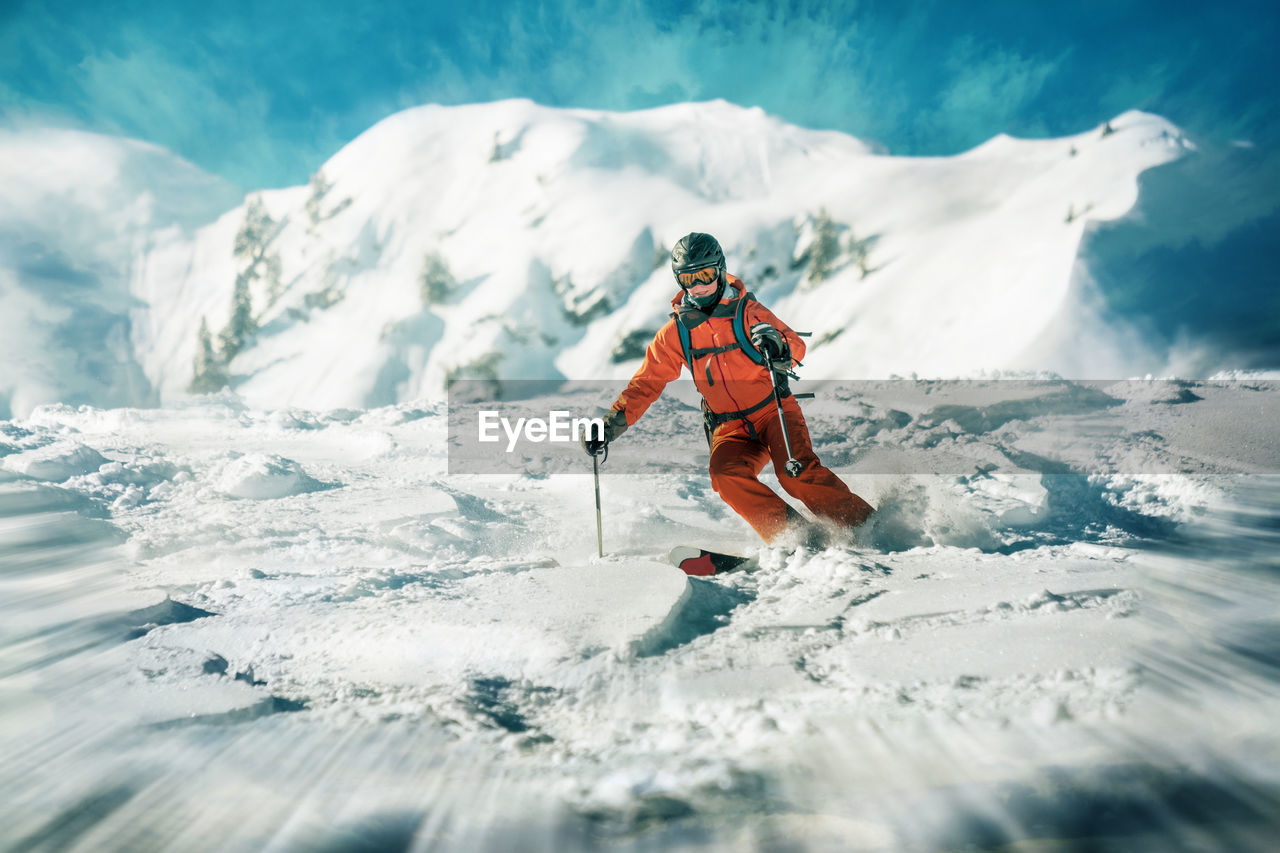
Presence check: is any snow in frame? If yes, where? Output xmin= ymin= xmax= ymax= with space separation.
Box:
xmin=212 ymin=453 xmax=326 ymax=500
xmin=0 ymin=128 xmax=241 ymax=418
xmin=2 ymin=103 xmax=1194 ymax=419
xmin=2 ymin=379 xmax=1278 ymax=849
xmin=1 ymin=440 xmax=108 ymax=481
xmin=2 ymin=100 xmax=1277 ymax=849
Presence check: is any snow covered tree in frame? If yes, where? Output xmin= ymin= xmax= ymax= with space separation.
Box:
xmin=222 ymin=195 xmax=284 ymax=357
xmin=263 ymin=253 xmax=284 ymax=305
xmin=234 ymin=197 xmax=275 ymax=259
xmin=234 ymin=197 xmax=282 ymax=285
xmin=305 ymin=170 xmax=332 ymax=225
xmin=219 ymin=272 xmax=258 ymax=362
xmin=611 ymin=328 xmax=657 ymax=363
xmin=445 ymin=351 xmax=504 ymax=398
xmin=807 ymin=208 xmax=840 ymax=286
xmin=189 ymin=317 xmax=229 ymax=393
xmin=848 ymin=231 xmax=874 ymax=279
xmin=652 ymin=244 xmax=670 ymax=271
xmin=419 ymin=252 xmax=456 ymax=305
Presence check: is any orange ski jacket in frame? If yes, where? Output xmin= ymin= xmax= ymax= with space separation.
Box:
xmin=611 ymin=275 xmax=806 ymax=426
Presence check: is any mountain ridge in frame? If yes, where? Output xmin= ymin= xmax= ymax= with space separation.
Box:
xmin=1 ymin=101 xmax=1195 ymax=416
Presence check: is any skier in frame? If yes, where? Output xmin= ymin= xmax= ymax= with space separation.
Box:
xmin=583 ymin=232 xmax=874 ymax=544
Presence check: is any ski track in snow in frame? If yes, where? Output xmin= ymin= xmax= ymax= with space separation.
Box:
xmin=1 ymin=380 xmax=1279 ymax=851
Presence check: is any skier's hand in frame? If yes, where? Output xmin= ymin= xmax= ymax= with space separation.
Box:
xmin=581 ymin=409 xmax=628 ymax=457
xmin=750 ymin=323 xmax=790 ymax=365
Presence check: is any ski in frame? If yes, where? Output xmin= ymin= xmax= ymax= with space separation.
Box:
xmin=668 ymin=546 xmax=757 ymax=577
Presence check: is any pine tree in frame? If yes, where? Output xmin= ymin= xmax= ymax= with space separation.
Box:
xmin=220 ymin=196 xmax=277 ymax=352
xmin=190 ymin=317 xmax=229 ymax=393
xmin=235 ymin=197 xmax=274 ymax=259
xmin=849 ymin=232 xmax=872 ymax=278
xmin=420 ymin=252 xmax=456 ymax=305
xmin=263 ymin=253 xmax=284 ymax=306
xmin=305 ymin=171 xmax=333 ymax=225
xmin=807 ymin=209 xmax=839 ymax=286
xmin=219 ymin=273 xmax=258 ymax=362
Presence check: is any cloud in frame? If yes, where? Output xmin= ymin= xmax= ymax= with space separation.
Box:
xmin=68 ymin=29 xmax=356 ymax=190
xmin=930 ymin=38 xmax=1063 ymax=145
xmin=396 ymin=0 xmax=907 ymax=151
xmin=2 ymin=0 xmax=1277 ymax=190
xmin=2 ymin=4 xmax=362 ymax=188
xmin=383 ymin=1 xmax=1130 ymax=156
xmin=72 ymin=42 xmax=259 ymax=173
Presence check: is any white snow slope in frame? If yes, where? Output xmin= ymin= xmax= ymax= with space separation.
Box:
xmin=2 ymin=379 xmax=1278 ymax=851
xmin=3 ymin=102 xmax=1278 ymax=851
xmin=0 ymin=127 xmax=241 ymax=419
xmin=2 ymin=101 xmax=1193 ymax=417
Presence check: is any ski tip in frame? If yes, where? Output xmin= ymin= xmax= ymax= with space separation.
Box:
xmin=668 ymin=546 xmax=702 ymax=565
xmin=667 ymin=546 xmax=752 ymax=577
xmin=680 ymin=553 xmax=719 ymax=577
xmin=669 ymin=546 xmax=716 ymax=576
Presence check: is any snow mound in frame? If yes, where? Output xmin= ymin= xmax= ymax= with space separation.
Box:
xmin=171 ymin=561 xmax=691 ymax=695
xmin=214 ymin=453 xmax=326 ymax=500
xmin=343 ymin=561 xmax=694 ymax=680
xmin=2 ymin=440 xmax=108 ymax=481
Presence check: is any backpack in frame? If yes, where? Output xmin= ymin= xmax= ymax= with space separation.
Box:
xmin=672 ymin=290 xmax=767 ymax=377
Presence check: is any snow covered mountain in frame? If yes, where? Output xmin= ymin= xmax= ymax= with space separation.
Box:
xmin=2 ymin=101 xmax=1194 ymax=416
xmin=0 ymin=128 xmax=241 ymax=418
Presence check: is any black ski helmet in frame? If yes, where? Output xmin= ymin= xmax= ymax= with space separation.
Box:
xmin=671 ymin=232 xmax=726 ymax=308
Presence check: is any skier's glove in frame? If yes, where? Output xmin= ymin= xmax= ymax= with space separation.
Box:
xmin=581 ymin=409 xmax=628 ymax=457
xmin=750 ymin=323 xmax=790 ymax=366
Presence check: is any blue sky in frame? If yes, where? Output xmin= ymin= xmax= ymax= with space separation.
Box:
xmin=2 ymin=0 xmax=1277 ymax=190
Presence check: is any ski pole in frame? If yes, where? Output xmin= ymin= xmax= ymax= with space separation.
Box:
xmin=768 ymin=364 xmax=804 ymax=478
xmin=592 ymin=450 xmax=604 ymax=557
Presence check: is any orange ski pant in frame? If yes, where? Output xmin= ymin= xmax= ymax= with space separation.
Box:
xmin=708 ymin=395 xmax=873 ymax=542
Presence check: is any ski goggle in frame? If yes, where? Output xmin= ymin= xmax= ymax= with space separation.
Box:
xmin=677 ymin=266 xmax=720 ymax=288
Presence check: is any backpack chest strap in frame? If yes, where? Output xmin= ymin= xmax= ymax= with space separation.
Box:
xmin=688 ymin=343 xmax=742 ymax=361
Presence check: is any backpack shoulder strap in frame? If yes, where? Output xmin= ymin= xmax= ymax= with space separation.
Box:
xmin=732 ymin=292 xmax=766 ymax=365
xmin=671 ymin=312 xmax=694 ymax=374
